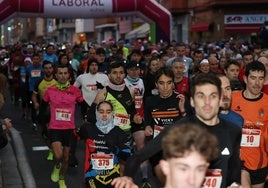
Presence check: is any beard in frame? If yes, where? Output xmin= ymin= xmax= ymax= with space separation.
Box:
xmin=220 ymin=97 xmax=231 ymax=111
xmin=220 ymin=103 xmax=230 ymax=111
xmin=220 ymin=102 xmax=231 ymax=111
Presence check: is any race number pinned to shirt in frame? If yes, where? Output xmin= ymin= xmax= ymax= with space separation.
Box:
xmin=55 ymin=108 xmax=72 ymax=121
xmin=153 ymin=125 xmax=164 ymax=138
xmin=241 ymin=128 xmax=261 ymax=147
xmin=203 ymin=169 xmax=222 ymax=188
xmin=114 ymin=113 xmax=130 ymax=127
xmin=31 ymin=70 xmax=41 ymax=77
xmin=134 ymin=95 xmax=143 ymax=109
xmin=86 ymin=84 xmax=97 ymax=91
xmin=91 ymin=154 xmax=114 ymax=170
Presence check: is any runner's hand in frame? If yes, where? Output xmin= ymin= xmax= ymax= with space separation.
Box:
xmin=145 ymin=126 xmax=153 ymax=136
xmin=111 ymin=176 xmax=138 ymax=188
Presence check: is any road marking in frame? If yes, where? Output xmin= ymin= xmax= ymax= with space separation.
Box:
xmin=32 ymin=146 xmax=49 ymax=151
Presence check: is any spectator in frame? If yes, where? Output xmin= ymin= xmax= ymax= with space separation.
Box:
xmin=0 ymin=94 xmax=12 ymax=149
xmin=9 ymin=44 xmax=25 ymax=105
xmin=0 ymin=48 xmax=9 ymax=78
xmin=0 ymin=73 xmax=7 ymax=100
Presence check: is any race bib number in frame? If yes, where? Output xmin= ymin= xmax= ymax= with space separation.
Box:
xmin=203 ymin=169 xmax=222 ymax=188
xmin=153 ymin=125 xmax=164 ymax=138
xmin=134 ymin=95 xmax=143 ymax=109
xmin=31 ymin=70 xmax=41 ymax=77
xmin=241 ymin=128 xmax=261 ymax=147
xmin=86 ymin=84 xmax=97 ymax=91
xmin=55 ymin=108 xmax=72 ymax=121
xmin=114 ymin=113 xmax=130 ymax=127
xmin=91 ymin=154 xmax=114 ymax=170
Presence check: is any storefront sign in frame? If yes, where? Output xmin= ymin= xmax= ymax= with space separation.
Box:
xmin=224 ymin=14 xmax=268 ymax=24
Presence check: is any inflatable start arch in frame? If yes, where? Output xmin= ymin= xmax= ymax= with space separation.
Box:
xmin=0 ymin=0 xmax=172 ymax=41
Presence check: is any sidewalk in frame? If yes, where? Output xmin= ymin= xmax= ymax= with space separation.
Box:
xmin=0 ymin=133 xmax=23 ymax=188
xmin=0 ymin=126 xmax=37 ymax=188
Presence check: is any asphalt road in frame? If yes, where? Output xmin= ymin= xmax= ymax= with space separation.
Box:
xmin=2 ymin=92 xmax=160 ymax=188
xmin=2 ymin=92 xmax=86 ymax=188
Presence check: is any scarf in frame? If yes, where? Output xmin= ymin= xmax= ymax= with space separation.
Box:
xmin=95 ymin=109 xmax=115 ymax=134
xmin=55 ymin=81 xmax=70 ymax=91
xmin=125 ymin=75 xmax=139 ymax=84
xmin=108 ymin=81 xmax=125 ymax=91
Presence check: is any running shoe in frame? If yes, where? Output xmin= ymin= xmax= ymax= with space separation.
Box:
xmin=46 ymin=149 xmax=53 ymax=161
xmin=58 ymin=179 xmax=67 ymax=188
xmin=51 ymin=163 xmax=61 ymax=182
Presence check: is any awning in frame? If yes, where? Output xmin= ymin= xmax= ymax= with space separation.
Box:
xmin=225 ymin=24 xmax=262 ymax=33
xmin=191 ymin=22 xmax=211 ymax=32
xmin=95 ymin=23 xmax=117 ymax=29
xmin=125 ymin=23 xmax=150 ymax=39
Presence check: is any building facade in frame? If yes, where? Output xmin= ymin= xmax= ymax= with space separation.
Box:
xmin=161 ymin=0 xmax=268 ymax=43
